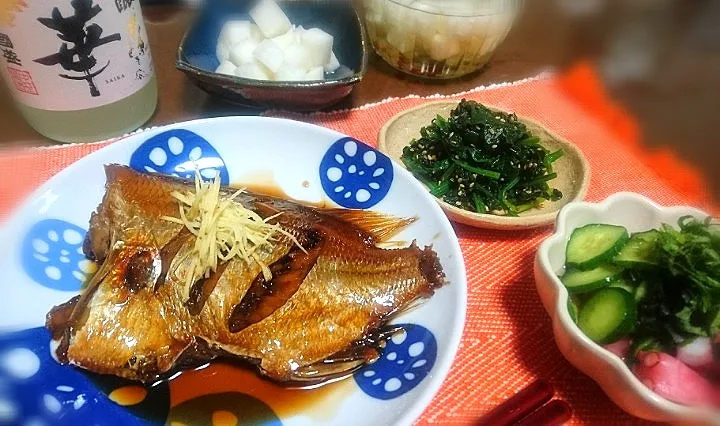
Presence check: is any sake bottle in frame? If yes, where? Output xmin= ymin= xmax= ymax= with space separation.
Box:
xmin=0 ymin=0 xmax=157 ymax=143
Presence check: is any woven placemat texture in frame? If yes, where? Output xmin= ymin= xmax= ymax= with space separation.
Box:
xmin=1 ymin=74 xmax=715 ymax=425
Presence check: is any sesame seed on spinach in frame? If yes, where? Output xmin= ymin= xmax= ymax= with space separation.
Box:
xmin=400 ymin=99 xmax=563 ymax=216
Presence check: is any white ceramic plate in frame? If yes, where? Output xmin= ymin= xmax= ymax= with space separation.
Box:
xmin=534 ymin=192 xmax=717 ymax=425
xmin=0 ymin=117 xmax=467 ymax=426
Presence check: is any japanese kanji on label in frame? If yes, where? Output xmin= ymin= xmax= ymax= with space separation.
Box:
xmin=0 ymin=32 xmax=22 ymax=66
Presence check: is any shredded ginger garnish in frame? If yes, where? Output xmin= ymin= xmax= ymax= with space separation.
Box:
xmin=162 ymin=171 xmax=303 ymax=299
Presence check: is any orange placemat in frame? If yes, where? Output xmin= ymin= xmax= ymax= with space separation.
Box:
xmin=265 ymin=74 xmax=716 ymax=425
xmin=0 ymin=74 xmax=716 ymax=425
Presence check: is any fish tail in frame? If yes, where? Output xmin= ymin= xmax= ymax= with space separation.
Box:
xmin=417 ymin=243 xmax=446 ymax=289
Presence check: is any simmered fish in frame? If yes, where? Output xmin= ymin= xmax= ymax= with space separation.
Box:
xmin=47 ymin=165 xmax=446 ymax=384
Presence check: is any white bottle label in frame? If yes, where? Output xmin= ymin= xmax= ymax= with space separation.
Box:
xmin=0 ymin=0 xmax=154 ymax=111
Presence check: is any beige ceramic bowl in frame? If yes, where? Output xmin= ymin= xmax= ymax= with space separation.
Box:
xmin=534 ymin=192 xmax=718 ymax=425
xmin=377 ymin=100 xmax=590 ymax=230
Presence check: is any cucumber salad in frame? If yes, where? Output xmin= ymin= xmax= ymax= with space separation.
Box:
xmin=559 ymin=216 xmax=720 ymax=407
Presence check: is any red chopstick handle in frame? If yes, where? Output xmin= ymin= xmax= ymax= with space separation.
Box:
xmin=515 ymin=399 xmax=573 ymax=426
xmin=476 ymin=379 xmax=555 ymax=426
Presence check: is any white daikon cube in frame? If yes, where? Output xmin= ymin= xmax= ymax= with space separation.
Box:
xmin=323 ymin=51 xmax=340 ymax=73
xmin=465 ymin=35 xmax=485 ymax=56
xmin=363 ymin=0 xmax=378 ymax=13
xmin=450 ymin=16 xmax=476 ymax=37
xmin=253 ymin=39 xmax=284 ymax=73
xmin=282 ymin=42 xmax=312 ymax=71
xmin=426 ymin=32 xmax=461 ymax=61
xmin=300 ymin=28 xmax=333 ymax=67
xmin=384 ymin=1 xmax=414 ymax=34
xmin=365 ymin=12 xmax=383 ymax=25
xmin=386 ymin=30 xmax=415 ymax=53
xmin=216 ymin=41 xmax=230 ymax=62
xmin=493 ymin=12 xmax=517 ymax=37
xmin=219 ymin=20 xmax=261 ymax=47
xmin=272 ymin=26 xmax=298 ymax=49
xmin=249 ymin=0 xmax=292 ymax=38
xmin=304 ymin=66 xmax=324 ymax=81
xmin=275 ymin=67 xmax=307 ymax=81
xmin=215 ymin=60 xmax=236 ymax=75
xmin=474 ymin=15 xmax=501 ymax=54
xmin=472 ymin=15 xmax=495 ymax=38
xmin=235 ymin=60 xmax=273 ymax=80
xmin=229 ymin=40 xmax=259 ymax=66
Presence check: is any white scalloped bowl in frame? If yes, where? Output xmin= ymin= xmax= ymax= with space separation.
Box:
xmin=534 ymin=192 xmax=719 ymax=425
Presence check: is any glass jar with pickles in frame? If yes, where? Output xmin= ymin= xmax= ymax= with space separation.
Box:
xmin=362 ymin=0 xmax=521 ymax=79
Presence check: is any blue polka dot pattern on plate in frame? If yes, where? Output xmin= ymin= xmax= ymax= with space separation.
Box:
xmin=20 ymin=219 xmax=93 ymax=292
xmin=0 ymin=327 xmax=170 ymax=426
xmin=354 ymin=323 xmax=437 ymax=400
xmin=319 ymin=137 xmax=394 ymax=209
xmin=129 ymin=129 xmax=229 ymax=185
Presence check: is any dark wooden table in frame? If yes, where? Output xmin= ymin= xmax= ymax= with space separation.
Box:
xmin=1 ymin=0 xmax=718 ymax=199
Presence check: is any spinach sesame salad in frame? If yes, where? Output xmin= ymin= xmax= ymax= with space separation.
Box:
xmin=400 ymin=99 xmax=564 ymax=216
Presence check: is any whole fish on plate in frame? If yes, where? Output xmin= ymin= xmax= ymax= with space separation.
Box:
xmin=46 ymin=165 xmax=446 ymax=384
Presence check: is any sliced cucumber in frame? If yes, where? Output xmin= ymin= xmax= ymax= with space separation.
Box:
xmin=614 ymin=230 xmax=659 ymax=266
xmin=577 ymin=287 xmax=636 ymax=344
xmin=608 ymin=276 xmax=636 ymax=294
xmin=566 ymin=224 xmax=629 ymax=270
xmin=633 ymin=280 xmax=648 ymax=303
xmin=561 ymin=264 xmax=624 ymax=293
xmin=567 ymin=298 xmax=579 ymax=323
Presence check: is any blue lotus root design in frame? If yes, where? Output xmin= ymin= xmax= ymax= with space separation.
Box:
xmin=320 ymin=137 xmax=394 ymax=209
xmin=130 ymin=129 xmax=229 ymax=185
xmin=354 ymin=324 xmax=438 ymax=400
xmin=21 ymin=219 xmax=94 ymax=292
xmin=0 ymin=328 xmax=169 ymax=426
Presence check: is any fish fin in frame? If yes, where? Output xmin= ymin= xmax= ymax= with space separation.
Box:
xmin=64 ymin=247 xmax=118 ymax=325
xmin=46 ymin=245 xmax=121 ymax=362
xmin=322 ymin=209 xmax=417 ymax=243
xmin=375 ymin=246 xmax=443 ymax=324
xmin=286 ymin=345 xmax=380 ymax=384
xmin=384 ymin=296 xmax=429 ymax=322
xmin=416 ymin=243 xmax=446 ymax=288
xmin=284 ymin=324 xmax=405 ymax=384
